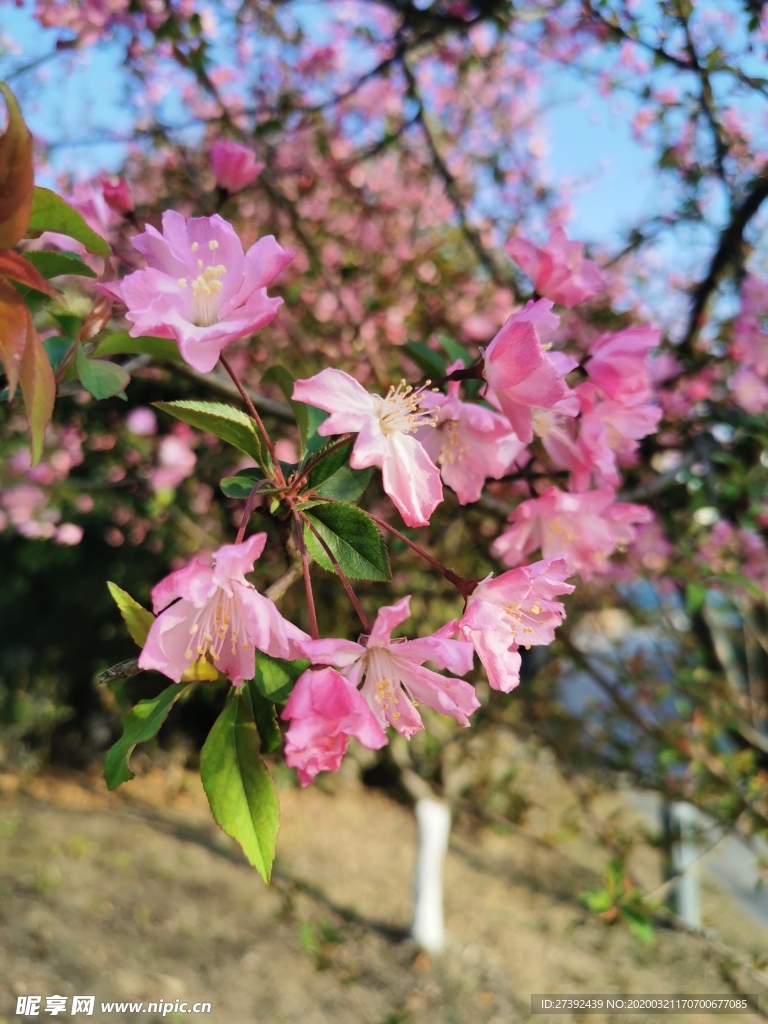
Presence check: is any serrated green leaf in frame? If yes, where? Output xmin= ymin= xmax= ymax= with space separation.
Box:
xmin=262 ymin=365 xmax=310 ymax=453
xmin=22 ymin=250 xmax=97 ymax=280
xmin=104 ymin=684 xmax=191 ymax=790
xmin=580 ymin=888 xmax=613 ymax=913
xmin=94 ymin=331 xmax=181 ymax=362
xmin=302 ymin=501 xmax=390 ymax=581
xmin=200 ymin=696 xmax=279 ymax=881
xmin=404 ymin=340 xmax=446 ymax=379
xmin=305 ymin=440 xmax=371 ymax=502
xmin=154 ymin=399 xmax=268 ymax=466
xmin=27 ymin=187 xmax=110 ymax=256
xmin=255 ymin=651 xmax=309 ymax=704
xmin=107 ymin=582 xmax=154 ymax=647
xmin=75 ymin=342 xmax=131 ymax=400
xmin=622 ymin=908 xmax=655 ymax=944
xmin=243 ymin=680 xmax=282 ymax=753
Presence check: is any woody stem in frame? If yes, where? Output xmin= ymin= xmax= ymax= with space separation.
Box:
xmin=363 ymin=509 xmax=479 ymax=599
xmin=292 ymin=509 xmax=319 ymax=639
xmin=219 ymin=354 xmax=286 ymax=487
xmin=301 ymin=513 xmax=371 ymax=632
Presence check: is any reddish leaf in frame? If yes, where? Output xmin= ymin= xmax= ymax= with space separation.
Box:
xmin=0 ymin=276 xmax=28 ymax=395
xmin=19 ymin=313 xmax=55 ymax=464
xmin=0 ymin=249 xmax=57 ymax=297
xmin=0 ymin=84 xmax=34 ymax=249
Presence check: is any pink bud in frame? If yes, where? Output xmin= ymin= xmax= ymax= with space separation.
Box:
xmin=101 ymin=177 xmax=134 ymax=216
xmin=210 ymin=140 xmax=265 ymax=193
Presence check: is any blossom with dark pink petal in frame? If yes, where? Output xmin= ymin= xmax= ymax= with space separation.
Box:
xmin=210 ymin=141 xmax=265 ymax=194
xmin=292 ymin=369 xmax=443 ymax=526
xmin=138 ymin=534 xmax=308 ymax=686
xmin=505 ymin=226 xmax=607 ymax=308
xmin=105 ymin=211 xmax=293 ymax=373
xmin=300 ymin=597 xmax=479 ymax=739
xmin=483 ymin=299 xmax=572 ymax=444
xmin=282 ymin=668 xmax=388 ymax=786
xmin=416 ymin=363 xmax=524 ymax=504
xmin=492 ymin=485 xmax=652 ymax=581
xmin=573 ymin=382 xmax=662 ymax=489
xmin=459 ymin=558 xmax=573 ymax=692
xmin=100 ymin=176 xmax=134 ymax=216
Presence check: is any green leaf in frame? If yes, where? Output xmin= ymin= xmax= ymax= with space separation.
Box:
xmin=42 ymin=336 xmax=70 ymax=369
xmin=304 ymin=405 xmax=330 ymax=454
xmin=301 ymin=501 xmax=390 ymax=581
xmin=580 ymin=887 xmax=613 ymax=913
xmin=94 ymin=331 xmax=181 ymax=362
xmin=104 ymin=684 xmax=191 ymax=790
xmin=200 ymin=696 xmax=279 ymax=881
xmin=621 ymin=908 xmax=655 ymax=944
xmin=243 ymin=680 xmax=282 ymax=754
xmin=404 ymin=340 xmax=445 ymax=379
xmin=305 ymin=440 xmax=371 ymax=502
xmin=107 ymin=582 xmax=154 ymax=647
xmin=437 ymin=333 xmax=473 ymax=367
xmin=22 ymin=250 xmax=97 ymax=280
xmin=154 ymin=399 xmax=268 ymax=466
xmin=685 ymin=582 xmax=707 ymax=615
xmin=27 ymin=187 xmax=110 ymax=256
xmin=262 ymin=365 xmax=310 ymax=453
xmin=75 ymin=342 xmax=131 ymax=400
xmin=254 ymin=651 xmax=309 ymax=704
xmin=220 ymin=468 xmax=262 ymax=499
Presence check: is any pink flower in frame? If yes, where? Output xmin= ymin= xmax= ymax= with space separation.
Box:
xmin=54 ymin=523 xmax=84 ymax=546
xmin=730 ymin=365 xmax=768 ymax=415
xmin=492 ymin=485 xmax=653 ymax=581
xmin=100 ymin=176 xmax=134 ymax=216
xmin=282 ymin=668 xmax=388 ymax=786
xmin=106 ymin=211 xmax=293 ymax=373
xmin=585 ymin=325 xmax=660 ymax=404
xmin=126 ymin=407 xmax=158 ymax=436
xmin=732 ymin=276 xmax=768 ymax=376
xmin=574 ymin=382 xmax=662 ymax=488
xmin=292 ymin=369 xmax=443 ymax=526
xmin=300 ymin=597 xmax=479 ymax=739
xmin=505 ymin=226 xmax=607 ymax=307
xmin=416 ymin=364 xmax=525 ymax=504
xmin=483 ymin=299 xmax=572 ymax=443
xmin=138 ymin=534 xmax=309 ymax=686
xmin=150 ymin=432 xmax=197 ymax=493
xmin=210 ymin=141 xmax=265 ymax=194
xmin=459 ymin=558 xmax=573 ymax=692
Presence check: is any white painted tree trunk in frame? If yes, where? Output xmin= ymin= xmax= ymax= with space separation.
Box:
xmin=663 ymin=800 xmax=701 ymax=929
xmin=411 ymin=798 xmax=451 ymax=953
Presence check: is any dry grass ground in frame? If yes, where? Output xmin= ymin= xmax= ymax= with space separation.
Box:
xmin=0 ymin=739 xmax=766 ymax=1024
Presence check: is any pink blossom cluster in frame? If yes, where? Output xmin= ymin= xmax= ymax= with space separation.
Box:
xmin=730 ymin=276 xmax=768 ymax=416
xmin=118 ymin=213 xmax=662 ymax=788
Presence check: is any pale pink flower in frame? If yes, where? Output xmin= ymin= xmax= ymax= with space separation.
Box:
xmin=210 ymin=141 xmax=265 ymax=194
xmin=585 ymin=325 xmax=660 ymax=404
xmin=139 ymin=534 xmax=309 ymax=686
xmin=105 ymin=211 xmax=293 ymax=373
xmin=730 ymin=365 xmax=768 ymax=415
xmin=292 ymin=369 xmax=443 ymax=526
xmin=416 ymin=364 xmax=525 ymax=504
xmin=282 ymin=668 xmax=388 ymax=786
xmin=529 ymin=392 xmax=582 ymax=473
xmin=100 ymin=176 xmax=134 ymax=216
xmin=505 ymin=226 xmax=607 ymax=307
xmin=483 ymin=299 xmax=572 ymax=443
xmin=126 ymin=407 xmax=158 ymax=436
xmin=732 ymin=276 xmax=768 ymax=376
xmin=54 ymin=523 xmax=84 ymax=546
xmin=459 ymin=558 xmax=573 ymax=692
xmin=492 ymin=485 xmax=653 ymax=581
xmin=574 ymin=382 xmax=662 ymax=488
xmin=300 ymin=597 xmax=479 ymax=739
xmin=150 ymin=431 xmax=196 ymax=493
